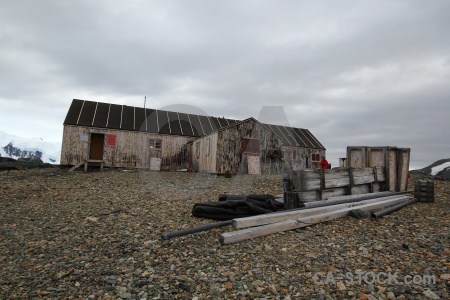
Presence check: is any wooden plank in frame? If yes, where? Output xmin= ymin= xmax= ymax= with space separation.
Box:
xmin=288 ymin=167 xmax=385 ymax=191
xmin=233 ymin=195 xmax=410 ymax=230
xmin=285 ymin=182 xmax=384 ymax=203
xmin=68 ymin=161 xmax=84 ymax=172
xmin=221 ymin=196 xmax=412 ymax=244
xmin=311 ymin=191 xmax=394 ymax=203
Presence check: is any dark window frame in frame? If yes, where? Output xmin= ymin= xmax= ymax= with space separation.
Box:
xmin=312 ymin=153 xmax=320 ymax=162
xmin=241 ymin=138 xmax=260 ymax=154
xmin=149 ymin=138 xmax=162 ymax=150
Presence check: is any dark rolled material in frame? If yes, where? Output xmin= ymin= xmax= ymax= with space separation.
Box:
xmin=371 ymin=198 xmax=417 ymax=218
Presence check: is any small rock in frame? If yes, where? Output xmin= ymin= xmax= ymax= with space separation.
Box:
xmin=178 ymin=282 xmax=190 ymax=291
xmin=386 ymin=291 xmax=395 ymax=300
xmin=268 ymin=284 xmax=277 ymax=294
xmin=119 ymin=292 xmax=132 ymax=299
xmin=423 ymin=289 xmax=440 ymax=299
xmin=85 ymin=216 xmax=98 ymax=222
xmin=336 ymin=282 xmax=346 ymax=290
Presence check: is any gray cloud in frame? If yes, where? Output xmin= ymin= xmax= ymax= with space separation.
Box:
xmin=0 ymin=0 xmax=449 ymax=168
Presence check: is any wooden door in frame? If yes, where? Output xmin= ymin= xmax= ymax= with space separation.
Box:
xmin=89 ymin=133 xmax=104 ymax=160
xmin=247 ymin=155 xmax=261 ymax=174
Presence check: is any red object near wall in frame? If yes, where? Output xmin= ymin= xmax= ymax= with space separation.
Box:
xmin=106 ymin=134 xmax=116 ymax=147
xmin=320 ymin=159 xmax=329 ymax=169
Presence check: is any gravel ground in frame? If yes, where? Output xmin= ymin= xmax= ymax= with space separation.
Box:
xmin=0 ymin=168 xmax=448 ymax=300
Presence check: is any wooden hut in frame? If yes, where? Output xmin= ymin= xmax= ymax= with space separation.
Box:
xmin=60 ymin=99 xmax=326 ymax=173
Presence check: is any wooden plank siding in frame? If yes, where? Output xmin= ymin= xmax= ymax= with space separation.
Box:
xmin=282 ymin=146 xmax=325 ymax=170
xmin=191 ymin=119 xmax=327 ymax=175
xmin=60 ymin=125 xmax=195 ymax=169
xmin=191 ymin=133 xmax=218 ymax=173
xmin=215 ymin=120 xmax=284 ymax=174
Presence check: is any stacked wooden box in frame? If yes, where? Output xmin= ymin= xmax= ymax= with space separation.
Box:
xmin=414 ymin=180 xmax=434 ymax=203
xmin=284 ymin=167 xmax=385 ymax=209
xmin=347 ymin=146 xmax=410 ymax=192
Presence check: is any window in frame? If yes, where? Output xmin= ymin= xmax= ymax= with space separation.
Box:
xmin=106 ymin=134 xmax=116 ymax=147
xmin=149 ymin=138 xmax=162 ymax=149
xmin=241 ymin=138 xmax=260 ymax=154
xmin=312 ymin=153 xmax=320 ymax=162
xmin=292 ymin=150 xmax=297 ymax=160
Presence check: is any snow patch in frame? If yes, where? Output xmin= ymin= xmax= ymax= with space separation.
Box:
xmin=0 ymin=131 xmax=61 ymax=164
xmin=431 ymin=161 xmax=450 ymax=175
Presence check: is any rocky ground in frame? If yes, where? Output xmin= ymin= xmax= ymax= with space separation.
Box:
xmin=0 ymin=168 xmax=448 ymax=300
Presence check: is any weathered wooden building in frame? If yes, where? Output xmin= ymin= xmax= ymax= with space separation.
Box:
xmin=191 ymin=118 xmax=326 ymax=174
xmin=61 ymin=99 xmax=325 ymax=173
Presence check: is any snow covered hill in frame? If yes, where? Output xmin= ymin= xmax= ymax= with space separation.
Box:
xmin=410 ymin=158 xmax=450 ymax=180
xmin=0 ymin=131 xmax=60 ymax=164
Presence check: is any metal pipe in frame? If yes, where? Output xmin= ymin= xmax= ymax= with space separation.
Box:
xmin=371 ymin=198 xmax=417 ymax=218
xmin=161 ymin=220 xmax=232 ymax=240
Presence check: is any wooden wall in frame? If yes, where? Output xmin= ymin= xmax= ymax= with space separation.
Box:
xmin=282 ymin=146 xmax=325 ymax=170
xmin=60 ymin=125 xmax=195 ymax=169
xmin=215 ymin=120 xmax=284 ymax=174
xmin=191 ymin=133 xmax=218 ymax=173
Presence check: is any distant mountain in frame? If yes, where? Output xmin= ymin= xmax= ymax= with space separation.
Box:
xmin=0 ymin=131 xmax=60 ymax=164
xmin=410 ymin=158 xmax=450 ymax=180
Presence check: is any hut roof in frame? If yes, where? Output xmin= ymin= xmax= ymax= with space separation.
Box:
xmin=64 ymin=99 xmax=325 ymax=150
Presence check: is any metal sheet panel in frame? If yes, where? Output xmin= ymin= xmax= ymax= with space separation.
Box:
xmin=305 ymin=129 xmax=325 ymax=149
xmin=145 ymin=109 xmax=158 ymax=133
xmin=209 ymin=117 xmax=220 ymax=131
xmin=64 ymin=99 xmax=84 ymax=125
xmin=108 ymin=104 xmax=122 ymax=129
xmin=264 ymin=124 xmax=291 ymax=146
xmin=77 ymin=101 xmax=97 ymax=126
xmin=135 ymin=107 xmax=146 ymax=131
xmin=167 ymin=111 xmax=182 ymax=135
xmin=157 ymin=110 xmax=171 ymax=134
xmin=92 ymin=102 xmax=109 ymax=128
xmin=279 ymin=126 xmax=299 ymax=147
xmin=198 ymin=115 xmax=213 ymax=135
xmin=121 ymin=106 xmax=135 ymax=131
xmin=293 ymin=128 xmax=315 ymax=148
xmin=284 ymin=126 xmax=307 ymax=148
xmin=178 ymin=113 xmax=194 ymax=136
xmin=189 ymin=114 xmax=203 ymax=136
xmin=218 ymin=118 xmax=228 ymax=127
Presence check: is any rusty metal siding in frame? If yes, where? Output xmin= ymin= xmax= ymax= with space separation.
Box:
xmin=60 ymin=125 xmax=195 ymax=169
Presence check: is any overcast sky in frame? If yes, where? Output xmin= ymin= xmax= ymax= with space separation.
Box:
xmin=1 ymin=1 xmax=449 ymax=169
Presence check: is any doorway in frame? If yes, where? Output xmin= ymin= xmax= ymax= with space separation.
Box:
xmin=89 ymin=133 xmax=105 ymax=160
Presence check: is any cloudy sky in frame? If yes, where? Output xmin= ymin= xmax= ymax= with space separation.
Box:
xmin=1 ymin=1 xmax=449 ymax=169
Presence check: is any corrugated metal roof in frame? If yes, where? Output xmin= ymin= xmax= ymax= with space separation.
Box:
xmin=63 ymin=99 xmax=325 ymax=149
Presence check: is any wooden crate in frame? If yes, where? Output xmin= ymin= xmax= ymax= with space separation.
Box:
xmin=414 ymin=180 xmax=434 ymax=203
xmin=346 ymin=146 xmax=410 ymax=192
xmin=284 ymin=166 xmax=386 ymax=208
xmin=284 ymin=182 xmax=385 ymax=209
